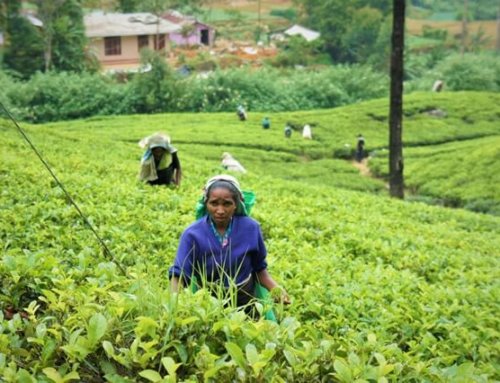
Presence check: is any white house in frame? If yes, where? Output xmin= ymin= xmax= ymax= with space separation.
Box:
xmin=84 ymin=12 xmax=181 ymax=71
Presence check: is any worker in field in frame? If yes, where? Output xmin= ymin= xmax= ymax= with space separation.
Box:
xmin=236 ymin=105 xmax=247 ymax=121
xmin=138 ymin=132 xmax=182 ymax=186
xmin=284 ymin=124 xmax=292 ymax=138
xmin=302 ymin=124 xmax=312 ymax=139
xmin=221 ymin=152 xmax=247 ymax=173
xmin=169 ymin=175 xmax=290 ymax=316
xmin=262 ymin=116 xmax=270 ymax=129
xmin=356 ymin=133 xmax=365 ymax=162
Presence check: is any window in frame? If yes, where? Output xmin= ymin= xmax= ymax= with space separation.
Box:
xmin=153 ymin=34 xmax=166 ymax=51
xmin=104 ymin=36 xmax=121 ymax=55
xmin=138 ymin=35 xmax=149 ymax=51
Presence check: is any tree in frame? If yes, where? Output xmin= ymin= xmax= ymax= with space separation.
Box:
xmin=389 ymin=0 xmax=405 ymax=199
xmin=341 ymin=6 xmax=384 ymax=63
xmin=50 ymin=0 xmax=89 ymax=72
xmin=33 ymin=0 xmax=88 ymax=72
xmin=130 ymin=50 xmax=180 ymax=113
xmin=2 ymin=1 xmax=45 ymax=77
xmin=293 ymin=0 xmax=392 ymax=63
xmin=117 ymin=0 xmax=140 ymax=12
xmin=33 ymin=0 xmax=65 ymax=71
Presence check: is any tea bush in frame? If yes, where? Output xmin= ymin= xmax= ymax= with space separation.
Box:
xmin=369 ymin=136 xmax=500 ymax=215
xmin=0 ymin=92 xmax=499 ymax=381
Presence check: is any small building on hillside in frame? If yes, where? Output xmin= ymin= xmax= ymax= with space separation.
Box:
xmin=162 ymin=10 xmax=215 ymax=47
xmin=84 ymin=12 xmax=181 ymax=72
xmin=284 ymin=25 xmax=320 ymax=42
xmin=271 ymin=24 xmax=321 ymax=43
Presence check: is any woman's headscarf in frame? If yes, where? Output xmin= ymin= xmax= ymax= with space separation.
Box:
xmin=139 ymin=132 xmax=171 ymax=151
xmin=195 ymin=175 xmax=251 ymax=219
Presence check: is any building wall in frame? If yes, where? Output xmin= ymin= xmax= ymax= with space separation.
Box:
xmin=89 ymin=34 xmax=168 ymax=70
xmin=169 ymin=23 xmax=214 ymax=46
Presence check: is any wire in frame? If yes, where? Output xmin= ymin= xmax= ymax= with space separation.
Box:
xmin=0 ymin=102 xmax=127 ymax=276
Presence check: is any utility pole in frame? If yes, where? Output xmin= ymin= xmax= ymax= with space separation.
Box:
xmin=258 ymin=0 xmax=262 ymax=42
xmin=496 ymin=3 xmax=500 ymax=53
xmin=389 ymin=0 xmax=405 ymax=199
xmin=461 ymin=0 xmax=468 ymax=55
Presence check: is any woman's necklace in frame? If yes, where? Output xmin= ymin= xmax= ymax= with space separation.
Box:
xmin=209 ymin=218 xmax=232 ymax=248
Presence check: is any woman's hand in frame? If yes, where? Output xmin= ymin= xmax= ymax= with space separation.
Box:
xmin=271 ymin=286 xmax=291 ymax=305
xmin=256 ymin=269 xmax=291 ymax=305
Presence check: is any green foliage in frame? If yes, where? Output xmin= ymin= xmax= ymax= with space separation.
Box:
xmin=406 ymin=53 xmax=500 ymax=92
xmin=3 ymin=71 xmax=131 ymax=122
xmin=370 ymin=136 xmax=500 ymax=215
xmin=270 ymin=36 xmax=328 ymax=67
xmin=341 ymin=6 xmax=384 ymax=63
xmin=129 ymin=50 xmax=181 ymax=114
xmin=117 ymin=0 xmax=140 ymax=12
xmin=294 ymin=0 xmax=391 ymax=63
xmin=2 ymin=15 xmax=44 ymax=78
xmin=269 ymin=8 xmax=297 ymax=22
xmin=0 ymin=63 xmax=388 ymax=122
xmin=0 ymin=102 xmax=498 ymax=380
xmin=49 ymin=0 xmax=89 ymax=72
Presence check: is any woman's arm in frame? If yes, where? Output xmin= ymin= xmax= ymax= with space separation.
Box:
xmin=256 ymin=269 xmax=291 ymax=304
xmin=170 ymin=276 xmax=182 ymax=292
xmin=171 ymin=153 xmax=182 ymax=186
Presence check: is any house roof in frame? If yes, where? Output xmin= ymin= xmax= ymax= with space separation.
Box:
xmin=84 ymin=12 xmax=181 ymax=38
xmin=284 ymin=24 xmax=320 ymax=42
xmin=161 ymin=10 xmax=212 ymax=30
xmin=25 ymin=14 xmax=43 ymax=27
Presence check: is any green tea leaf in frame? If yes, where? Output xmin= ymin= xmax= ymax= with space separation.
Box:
xmin=225 ymin=342 xmax=246 ymax=369
xmin=334 ymin=359 xmax=353 ymax=383
xmin=161 ymin=357 xmax=181 ymax=377
xmin=87 ymin=313 xmax=107 ymax=346
xmin=139 ymin=369 xmax=163 ymax=382
xmin=43 ymin=367 xmax=63 ymax=383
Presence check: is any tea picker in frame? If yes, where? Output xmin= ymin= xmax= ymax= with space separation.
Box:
xmin=170 ymin=175 xmax=290 ymax=321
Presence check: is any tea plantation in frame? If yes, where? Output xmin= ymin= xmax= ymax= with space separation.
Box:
xmin=0 ymin=91 xmax=499 ymax=382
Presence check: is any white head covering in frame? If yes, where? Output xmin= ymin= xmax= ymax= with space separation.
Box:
xmin=203 ymin=174 xmax=243 ymax=202
xmin=138 ymin=132 xmax=171 ymax=150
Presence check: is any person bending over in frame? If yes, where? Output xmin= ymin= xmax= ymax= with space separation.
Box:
xmin=138 ymin=132 xmax=181 ymax=186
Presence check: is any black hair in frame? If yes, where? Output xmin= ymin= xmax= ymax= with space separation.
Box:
xmin=205 ymin=180 xmax=240 ymax=205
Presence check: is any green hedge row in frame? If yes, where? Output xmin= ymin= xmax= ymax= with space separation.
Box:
xmin=0 ymin=65 xmax=389 ymax=123
xmin=2 ymin=51 xmax=499 ymax=123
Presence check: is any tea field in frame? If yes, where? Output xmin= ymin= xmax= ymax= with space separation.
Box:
xmin=0 ymin=91 xmax=499 ymax=382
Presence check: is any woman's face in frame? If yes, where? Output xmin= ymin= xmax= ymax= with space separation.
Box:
xmin=206 ymin=187 xmax=237 ymax=228
xmin=152 ymin=147 xmax=166 ymax=161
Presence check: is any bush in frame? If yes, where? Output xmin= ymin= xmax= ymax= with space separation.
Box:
xmin=0 ymin=64 xmax=387 ymax=122
xmin=5 ymin=71 xmax=131 ymax=123
xmin=406 ymin=53 xmax=500 ymax=92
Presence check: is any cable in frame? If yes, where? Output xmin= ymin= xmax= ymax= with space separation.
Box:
xmin=0 ymin=102 xmax=127 ymax=276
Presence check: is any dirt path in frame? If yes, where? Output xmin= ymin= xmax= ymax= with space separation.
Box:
xmin=351 ymin=158 xmax=372 ymax=177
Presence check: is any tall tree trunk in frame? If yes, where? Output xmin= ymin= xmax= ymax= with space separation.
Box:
xmin=461 ymin=0 xmax=468 ymax=55
xmin=44 ymin=30 xmax=53 ymax=71
xmin=389 ymin=0 xmax=405 ymax=199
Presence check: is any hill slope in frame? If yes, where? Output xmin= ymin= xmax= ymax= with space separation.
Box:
xmin=0 ymin=92 xmax=499 ymax=381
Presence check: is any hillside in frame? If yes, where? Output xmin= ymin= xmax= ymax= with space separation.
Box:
xmin=0 ymin=92 xmax=499 ymax=381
